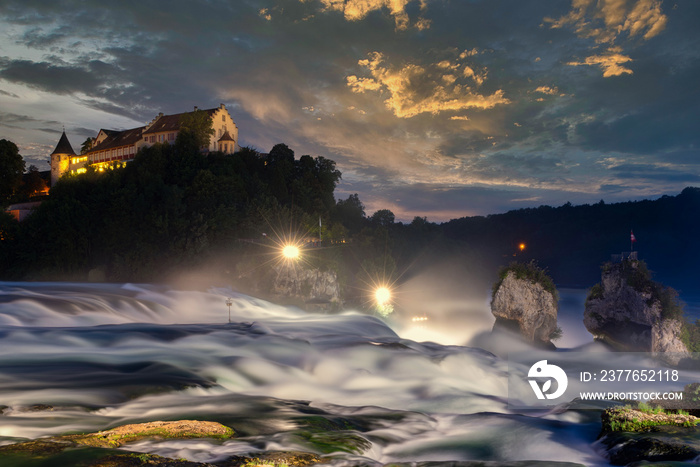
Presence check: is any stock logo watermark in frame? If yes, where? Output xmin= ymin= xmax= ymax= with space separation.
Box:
xmin=508 ymin=352 xmax=695 ymax=409
xmin=528 ymin=360 xmax=568 ymax=400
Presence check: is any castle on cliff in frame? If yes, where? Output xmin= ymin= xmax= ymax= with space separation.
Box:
xmin=50 ymin=104 xmax=239 ymax=186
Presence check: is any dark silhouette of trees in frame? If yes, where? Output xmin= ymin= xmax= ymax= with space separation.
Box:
xmin=21 ymin=165 xmax=48 ymax=198
xmin=0 ymin=139 xmax=25 ymax=206
xmin=179 ymin=109 xmax=216 ymax=150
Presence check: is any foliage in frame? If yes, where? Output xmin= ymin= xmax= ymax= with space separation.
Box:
xmin=587 ymin=259 xmax=685 ymax=321
xmin=334 ymin=193 xmax=365 ymax=234
xmin=20 ymin=165 xmax=48 ymax=199
xmin=623 ymin=259 xmax=653 ymax=293
xmin=587 ymin=283 xmax=604 ymax=301
xmin=442 ymin=186 xmax=700 ymax=291
xmin=370 ymin=209 xmax=395 ymax=227
xmin=0 ymin=142 xmax=345 ymax=281
xmin=179 ymin=109 xmax=216 ymax=149
xmin=0 ymin=139 xmax=25 ymax=206
xmin=492 ymin=260 xmax=559 ymax=304
xmin=680 ymin=320 xmax=700 ymax=353
xmin=602 ymin=405 xmax=699 ymax=433
xmin=80 ymin=137 xmax=94 ymax=154
xmin=549 ymin=326 xmax=563 ymax=341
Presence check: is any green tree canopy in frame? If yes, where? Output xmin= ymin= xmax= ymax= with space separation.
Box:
xmin=370 ymin=209 xmax=395 ymax=227
xmin=179 ymin=109 xmax=215 ymax=150
xmin=335 ymin=193 xmax=366 ymax=234
xmin=80 ymin=137 xmax=94 ymax=154
xmin=22 ymin=165 xmax=48 ymax=199
xmin=0 ymin=139 xmax=25 ymax=205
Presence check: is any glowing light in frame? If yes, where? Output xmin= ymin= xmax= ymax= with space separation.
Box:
xmin=519 ymin=243 xmax=526 ymax=251
xmin=375 ymin=286 xmax=391 ymax=306
xmin=412 ymin=316 xmax=428 ymax=322
xmin=282 ymin=245 xmax=300 ymax=260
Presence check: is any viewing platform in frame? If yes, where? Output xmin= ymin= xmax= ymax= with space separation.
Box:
xmin=611 ymin=251 xmax=638 ymax=262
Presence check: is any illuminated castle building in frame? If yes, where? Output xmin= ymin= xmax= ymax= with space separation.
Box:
xmin=50 ymin=104 xmax=239 ymax=185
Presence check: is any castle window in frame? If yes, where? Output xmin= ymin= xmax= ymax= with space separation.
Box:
xmin=168 ymin=133 xmax=174 ymax=141
xmin=222 ymin=114 xmax=225 ymax=122
xmin=150 ymin=136 xmax=155 ymax=143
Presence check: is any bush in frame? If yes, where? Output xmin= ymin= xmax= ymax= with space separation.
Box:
xmin=492 ymin=260 xmax=558 ymax=304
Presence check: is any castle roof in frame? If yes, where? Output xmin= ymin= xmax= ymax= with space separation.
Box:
xmin=218 ymin=130 xmax=236 ymax=142
xmin=51 ymin=131 xmax=76 ymax=156
xmin=90 ymin=126 xmax=145 ymax=153
xmin=142 ymin=108 xmax=219 ymax=135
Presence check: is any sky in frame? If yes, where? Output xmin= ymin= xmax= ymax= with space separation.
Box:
xmin=0 ymin=0 xmax=698 ymax=222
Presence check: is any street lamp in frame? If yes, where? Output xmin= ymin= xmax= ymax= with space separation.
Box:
xmin=282 ymin=244 xmax=300 ymax=260
xmin=375 ymin=286 xmax=391 ymax=306
xmin=225 ymin=298 xmax=233 ymax=323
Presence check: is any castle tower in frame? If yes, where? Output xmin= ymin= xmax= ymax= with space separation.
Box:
xmin=218 ymin=130 xmax=236 ymax=154
xmin=50 ymin=131 xmax=76 ymax=186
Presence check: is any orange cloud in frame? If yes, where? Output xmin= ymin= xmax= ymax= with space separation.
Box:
xmin=347 ymin=51 xmax=510 ymax=118
xmin=534 ymin=86 xmax=559 ymax=95
xmin=567 ymin=47 xmax=633 ymax=77
xmin=546 ymin=0 xmax=667 ymax=44
xmin=308 ymin=0 xmax=430 ymax=30
xmin=546 ymin=0 xmax=666 ymax=77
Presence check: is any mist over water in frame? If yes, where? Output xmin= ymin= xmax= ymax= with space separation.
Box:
xmin=0 ymin=281 xmax=664 ymax=465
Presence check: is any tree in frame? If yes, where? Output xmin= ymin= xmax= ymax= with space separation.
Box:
xmin=370 ymin=209 xmax=395 ymax=227
xmin=268 ymin=143 xmax=295 ymax=165
xmin=335 ymin=193 xmax=366 ymax=234
xmin=80 ymin=137 xmax=94 ymax=154
xmin=179 ymin=109 xmax=215 ymax=150
xmin=0 ymin=139 xmax=25 ymax=205
xmin=22 ymin=165 xmax=48 ymax=198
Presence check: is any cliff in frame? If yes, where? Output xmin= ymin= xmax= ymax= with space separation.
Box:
xmin=584 ymin=259 xmax=688 ymax=358
xmin=269 ymin=264 xmax=342 ymax=310
xmin=491 ymin=267 xmax=559 ymax=346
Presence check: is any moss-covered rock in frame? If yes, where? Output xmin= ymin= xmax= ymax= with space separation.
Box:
xmin=601 ymin=406 xmax=699 ymax=434
xmin=0 ymin=420 xmax=234 ymax=460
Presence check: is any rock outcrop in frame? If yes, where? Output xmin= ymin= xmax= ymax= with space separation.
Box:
xmin=584 ymin=260 xmax=689 ymax=359
xmin=491 ymin=269 xmax=559 ymax=346
xmin=269 ymin=264 xmax=342 ymax=310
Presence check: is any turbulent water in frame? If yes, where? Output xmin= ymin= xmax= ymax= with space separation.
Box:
xmin=0 ymin=282 xmax=692 ymax=465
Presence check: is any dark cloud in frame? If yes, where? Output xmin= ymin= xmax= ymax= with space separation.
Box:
xmin=611 ymin=164 xmax=700 ymax=183
xmin=0 ymin=111 xmax=60 ymax=129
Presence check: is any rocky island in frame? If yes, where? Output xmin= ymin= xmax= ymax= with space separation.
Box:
xmin=584 ymin=257 xmax=688 ymax=359
xmin=491 ymin=261 xmax=560 ymax=348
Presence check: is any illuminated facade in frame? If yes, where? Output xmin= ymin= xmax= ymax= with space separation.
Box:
xmin=50 ymin=131 xmax=77 ymax=186
xmin=51 ymin=104 xmax=239 ymax=180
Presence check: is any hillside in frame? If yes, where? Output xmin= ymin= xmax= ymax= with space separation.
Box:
xmin=441 ymin=187 xmax=700 ymax=293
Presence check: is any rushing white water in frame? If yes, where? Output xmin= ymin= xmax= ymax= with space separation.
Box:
xmin=0 ymin=282 xmax=660 ymax=465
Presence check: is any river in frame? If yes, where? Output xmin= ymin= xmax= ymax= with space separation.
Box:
xmin=0 ymin=282 xmax=695 ymax=465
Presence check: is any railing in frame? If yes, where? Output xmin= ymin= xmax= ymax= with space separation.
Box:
xmin=611 ymin=251 xmax=638 ymax=262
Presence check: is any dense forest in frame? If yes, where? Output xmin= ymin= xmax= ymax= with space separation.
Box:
xmin=441 ymin=187 xmax=700 ymax=294
xmin=1 ymin=130 xmax=699 ymax=305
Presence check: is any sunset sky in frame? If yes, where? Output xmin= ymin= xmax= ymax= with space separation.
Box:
xmin=1 ymin=0 xmax=698 ymax=221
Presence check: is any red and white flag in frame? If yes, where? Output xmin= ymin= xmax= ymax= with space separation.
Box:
xmin=631 ymin=230 xmax=637 ymax=243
